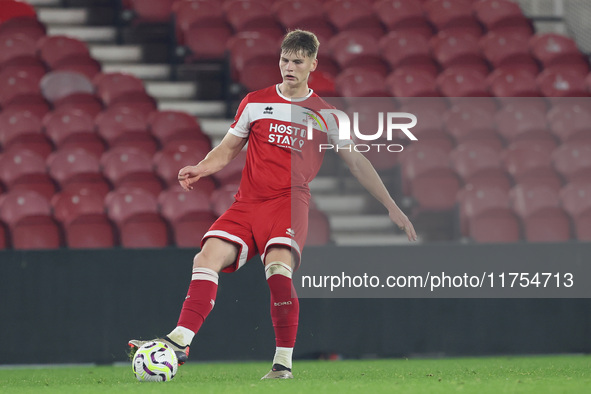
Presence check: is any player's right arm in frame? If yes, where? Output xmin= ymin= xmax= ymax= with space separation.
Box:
xmin=178 ymin=132 xmax=247 ymax=191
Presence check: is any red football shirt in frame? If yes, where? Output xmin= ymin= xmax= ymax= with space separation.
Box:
xmin=228 ymin=84 xmax=351 ymax=202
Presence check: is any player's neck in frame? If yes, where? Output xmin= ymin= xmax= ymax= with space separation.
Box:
xmin=278 ymin=82 xmax=310 ymax=100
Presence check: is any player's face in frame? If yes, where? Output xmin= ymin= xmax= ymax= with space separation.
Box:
xmin=279 ymin=51 xmax=317 ymax=87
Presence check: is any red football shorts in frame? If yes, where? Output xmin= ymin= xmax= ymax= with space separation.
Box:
xmin=202 ymin=195 xmax=309 ymax=273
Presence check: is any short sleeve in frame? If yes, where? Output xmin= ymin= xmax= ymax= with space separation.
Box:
xmin=326 ymin=111 xmax=354 ymax=148
xmin=228 ymin=94 xmax=251 ymax=138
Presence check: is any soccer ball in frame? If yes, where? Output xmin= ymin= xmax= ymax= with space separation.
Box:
xmin=132 ymin=341 xmax=178 ymax=382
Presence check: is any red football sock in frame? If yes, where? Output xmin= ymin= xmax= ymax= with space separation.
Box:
xmin=177 ymin=267 xmax=218 ymax=334
xmin=266 ymin=262 xmax=299 ymax=348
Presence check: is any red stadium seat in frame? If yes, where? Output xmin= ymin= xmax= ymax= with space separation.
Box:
xmin=158 ymin=188 xmax=215 ymax=247
xmin=487 ymin=68 xmax=540 ymax=97
xmin=328 ymin=32 xmax=388 ymax=77
xmin=437 ymin=69 xmax=490 ymax=97
xmin=105 ymin=91 xmax=158 ymax=119
xmin=105 ymin=189 xmax=169 ymax=248
xmin=224 ymin=0 xmax=282 ymax=34
xmin=547 ymin=102 xmax=591 ymax=144
xmin=47 ymin=147 xmax=111 ymax=198
xmin=469 ymin=207 xmax=521 ymax=242
xmin=153 ymin=148 xmax=208 ymax=187
xmin=37 ymin=35 xmax=90 ymax=69
xmin=100 ymin=147 xmax=164 ymax=197
xmin=431 ymin=32 xmax=488 ymax=76
xmin=307 ymin=208 xmax=331 ymax=245
xmin=479 ymin=32 xmax=539 ymax=76
xmin=0 ymin=0 xmax=37 ymax=22
xmin=424 ymin=0 xmax=482 ymax=36
xmin=226 ymin=32 xmax=278 ymax=81
xmin=510 ymin=183 xmax=561 ymax=218
xmin=552 ymin=142 xmax=591 ymax=184
xmin=148 ymin=110 xmax=204 ymax=144
xmin=43 ymin=108 xmax=106 ymax=158
xmin=308 ymin=71 xmax=337 ymax=97
xmin=443 ymin=103 xmax=499 ymax=144
xmin=387 ymin=69 xmax=439 ymax=97
xmin=530 ymin=33 xmax=589 ymax=76
xmin=374 ymin=0 xmax=432 ymax=38
xmin=239 ymin=58 xmax=281 ymax=92
xmin=0 ymin=16 xmax=46 ymax=42
xmin=521 ymin=206 xmax=571 ymax=242
xmin=184 ymin=25 xmax=233 ymax=61
xmin=0 ymin=109 xmax=53 ymax=159
xmin=93 ymin=72 xmax=146 ymax=106
xmin=0 ymin=149 xmax=56 ymax=200
xmin=51 ymin=189 xmax=115 ymax=248
xmin=0 ymin=190 xmax=62 ymax=249
xmin=335 ymin=69 xmax=389 ymax=97
xmin=273 ymin=0 xmax=334 ymax=41
xmin=174 ymin=0 xmax=225 ymax=39
xmin=213 ymin=150 xmax=246 ymax=186
xmin=450 ymin=142 xmax=508 ymax=187
xmin=52 ymin=55 xmax=102 ymax=79
xmin=494 ymin=104 xmax=551 ymax=143
xmin=473 ymin=0 xmax=533 ymax=37
xmin=458 ymin=183 xmax=512 ymax=237
xmin=39 ymin=70 xmax=94 ymax=103
xmin=95 ymin=107 xmax=157 ymax=155
xmin=379 ymin=31 xmax=438 ymax=77
xmin=0 ymin=33 xmax=38 ymax=69
xmin=502 ymin=145 xmax=562 ymax=187
xmin=161 ymin=136 xmax=212 ymax=160
xmin=324 ymin=0 xmax=384 ymax=38
xmin=561 ymin=181 xmax=591 ymax=240
xmin=211 ymin=184 xmax=239 ymax=217
xmin=128 ymin=0 xmax=175 ymax=23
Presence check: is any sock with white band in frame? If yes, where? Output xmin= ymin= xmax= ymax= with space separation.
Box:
xmin=273 ymin=347 xmax=294 ymax=370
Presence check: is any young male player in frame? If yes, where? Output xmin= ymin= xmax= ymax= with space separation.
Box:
xmin=129 ymin=30 xmax=417 ymax=380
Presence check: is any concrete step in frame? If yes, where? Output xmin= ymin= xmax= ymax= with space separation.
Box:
xmin=329 ymin=215 xmax=394 ymax=232
xmin=89 ymin=45 xmax=143 ymax=63
xmin=47 ymin=26 xmax=117 ymax=43
xmin=332 ymin=233 xmax=417 ymax=246
xmin=199 ymin=118 xmax=232 ymax=137
xmin=314 ymin=195 xmax=367 ymax=215
xmin=37 ymin=8 xmax=88 ymax=25
xmin=158 ymin=101 xmax=226 ymax=118
xmin=102 ymin=63 xmax=171 ymax=80
xmin=145 ymin=81 xmax=197 ymax=100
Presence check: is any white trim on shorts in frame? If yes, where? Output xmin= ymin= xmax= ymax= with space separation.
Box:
xmin=203 ymin=230 xmax=249 ymax=270
xmin=262 ymin=236 xmax=302 ymax=264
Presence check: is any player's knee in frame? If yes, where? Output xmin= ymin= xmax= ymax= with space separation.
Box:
xmin=265 ymin=261 xmax=293 ymax=280
xmin=193 ymin=250 xmax=219 ymax=271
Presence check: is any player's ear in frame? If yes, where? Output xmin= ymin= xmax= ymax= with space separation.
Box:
xmin=310 ymin=57 xmax=318 ymax=72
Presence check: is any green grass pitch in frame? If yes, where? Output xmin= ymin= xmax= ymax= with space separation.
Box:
xmin=1 ymin=355 xmax=590 ymax=394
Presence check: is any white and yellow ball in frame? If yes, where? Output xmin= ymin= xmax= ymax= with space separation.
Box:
xmin=132 ymin=341 xmax=178 ymax=382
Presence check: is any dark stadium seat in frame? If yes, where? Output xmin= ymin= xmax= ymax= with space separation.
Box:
xmin=0 ymin=220 xmax=7 ymax=249
xmin=43 ymin=108 xmax=106 ymax=159
xmin=105 ymin=189 xmax=169 ymax=248
xmin=37 ymin=35 xmax=90 ymax=69
xmin=561 ymin=181 xmax=591 ymax=241
xmin=158 ymin=188 xmax=215 ymax=247
xmin=479 ymin=32 xmax=539 ymax=76
xmin=373 ymin=0 xmax=432 ymax=38
xmin=100 ymin=147 xmax=164 ymax=197
xmin=387 ymin=69 xmax=439 ymax=97
xmin=0 ymin=109 xmax=53 ymax=159
xmin=153 ymin=148 xmax=207 ymax=187
xmin=95 ymin=107 xmax=157 ymax=155
xmin=379 ymin=31 xmax=438 ymax=77
xmin=424 ymin=0 xmax=482 ymax=37
xmin=458 ymin=183 xmax=512 ymax=237
xmin=39 ymin=70 xmax=94 ymax=103
xmin=47 ymin=147 xmax=111 ymax=198
xmin=431 ymin=32 xmax=489 ymax=77
xmin=502 ymin=145 xmax=562 ymax=188
xmin=328 ymin=32 xmax=388 ymax=77
xmin=473 ymin=0 xmax=533 ymax=37
xmin=93 ymin=72 xmax=146 ymax=106
xmin=148 ymin=110 xmax=203 ymax=144
xmin=307 ymin=208 xmax=331 ymax=245
xmin=335 ymin=69 xmax=390 ymax=97
xmin=494 ymin=104 xmax=551 ymax=143
xmin=324 ymin=0 xmax=384 ymax=39
xmin=0 ymin=190 xmax=62 ymax=249
xmin=552 ymin=142 xmax=591 ymax=184
xmin=468 ymin=207 xmax=521 ymax=242
xmin=530 ymin=33 xmax=589 ymax=76
xmin=547 ymin=102 xmax=591 ymax=144
xmin=128 ymin=0 xmax=175 ymax=23
xmin=437 ymin=69 xmax=490 ymax=97
xmin=0 ymin=149 xmax=56 ymax=201
xmin=487 ymin=68 xmax=540 ymax=97
xmin=273 ymin=0 xmax=334 ymax=41
xmin=51 ymin=189 xmax=115 ymax=248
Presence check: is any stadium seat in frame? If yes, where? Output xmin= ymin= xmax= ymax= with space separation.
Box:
xmin=211 ymin=184 xmax=239 ymax=217
xmin=494 ymin=104 xmax=551 ymax=143
xmin=100 ymin=147 xmax=164 ymax=197
xmin=479 ymin=32 xmax=539 ymax=76
xmin=93 ymin=72 xmax=146 ymax=106
xmin=431 ymin=32 xmax=488 ymax=76
xmin=0 ymin=190 xmax=62 ymax=249
xmin=307 ymin=208 xmax=331 ymax=245
xmin=437 ymin=69 xmax=490 ymax=97
xmin=37 ymin=35 xmax=90 ymax=69
xmin=473 ymin=0 xmax=533 ymax=37
xmin=273 ymin=0 xmax=334 ymax=41
xmin=162 ymin=138 xmax=212 ymax=163
xmin=95 ymin=107 xmax=158 ymax=155
xmin=47 ymin=147 xmax=111 ymax=198
xmin=386 ymin=69 xmax=439 ymax=97
xmin=158 ymin=188 xmax=215 ymax=247
xmin=0 ymin=220 xmax=7 ymax=249
xmin=510 ymin=183 xmax=561 ymax=218
xmin=328 ymin=32 xmax=388 ymax=77
xmin=105 ymin=189 xmax=169 ymax=248
xmin=450 ymin=142 xmax=509 ymax=187
xmin=174 ymin=0 xmax=226 ymax=44
xmin=153 ymin=148 xmax=208 ymax=187
xmin=521 ymin=206 xmax=572 ymax=242
xmin=51 ymin=189 xmax=115 ymax=248
xmin=0 ymin=149 xmax=56 ymax=200
xmin=443 ymin=103 xmax=499 ymax=145
xmin=458 ymin=183 xmax=512 ymax=237
xmin=538 ymin=70 xmax=589 ymax=99
xmin=238 ymin=58 xmax=282 ymax=92
xmin=552 ymin=142 xmax=591 ymax=184
xmin=373 ymin=0 xmax=432 ymax=38
xmin=0 ymin=33 xmax=38 ymax=69
xmin=530 ymin=33 xmax=589 ymax=76
xmin=184 ymin=25 xmax=233 ymax=61
xmin=487 ymin=68 xmax=540 ymax=97
xmin=128 ymin=0 xmax=175 ymax=23
xmin=226 ymin=32 xmax=278 ymax=81
xmin=547 ymin=102 xmax=591 ymax=144
xmin=43 ymin=108 xmax=106 ymax=159
xmin=335 ymin=69 xmax=390 ymax=97
xmin=52 ymin=92 xmax=103 ymax=118
xmin=148 ymin=110 xmax=204 ymax=144
xmin=0 ymin=16 xmax=46 ymax=42
xmin=379 ymin=31 xmax=438 ymax=77
xmin=0 ymin=109 xmax=53 ymax=159
xmin=213 ymin=150 xmax=247 ymax=186
xmin=39 ymin=70 xmax=94 ymax=103
xmin=561 ymin=181 xmax=591 ymax=240
xmin=308 ymin=71 xmax=337 ymax=97
xmin=424 ymin=0 xmax=482 ymax=37
xmin=324 ymin=0 xmax=384 ymax=38
xmin=468 ymin=207 xmax=521 ymax=242
xmin=52 ymin=55 xmax=102 ymax=80
xmin=223 ymin=0 xmax=282 ymax=34
xmin=502 ymin=144 xmax=562 ymax=188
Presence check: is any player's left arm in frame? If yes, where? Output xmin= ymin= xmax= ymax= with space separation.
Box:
xmin=337 ymin=147 xmax=417 ymax=241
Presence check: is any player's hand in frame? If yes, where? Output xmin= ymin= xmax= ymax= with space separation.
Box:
xmin=178 ymin=165 xmax=203 ymax=191
xmin=389 ymin=208 xmax=417 ymax=242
